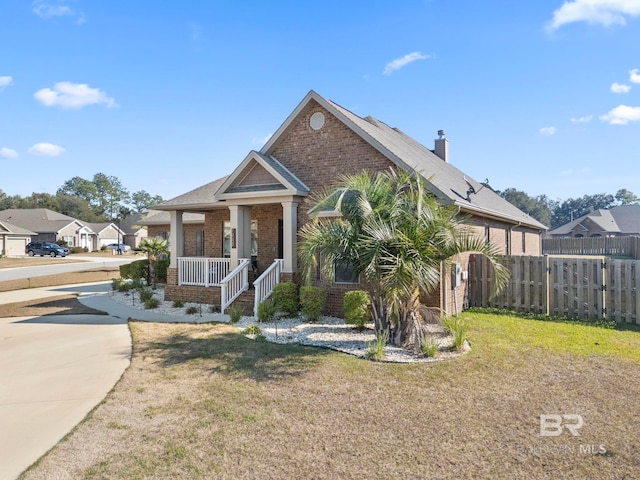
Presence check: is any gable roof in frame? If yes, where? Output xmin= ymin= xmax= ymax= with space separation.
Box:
xmin=153 ymin=90 xmax=546 ymax=230
xmin=216 ymin=151 xmax=309 ymax=200
xmin=550 ymin=204 xmax=640 ymax=236
xmin=84 ymin=222 xmax=124 ymax=235
xmin=0 ymin=208 xmax=84 ymax=234
xmin=153 ymin=176 xmax=229 ymax=211
xmin=261 ymin=91 xmax=546 ymax=230
xmin=0 ymin=220 xmax=35 ymax=236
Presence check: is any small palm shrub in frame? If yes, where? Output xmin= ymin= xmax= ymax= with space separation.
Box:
xmin=144 ymin=298 xmax=159 ymax=309
xmin=243 ymin=324 xmax=262 ymax=335
xmin=366 ymin=331 xmax=388 ymax=361
xmin=185 ymin=306 xmax=198 ymax=315
xmin=443 ymin=316 xmax=469 ymax=351
xmin=227 ymin=305 xmax=243 ymax=323
xmin=257 ymin=298 xmax=277 ymax=323
xmin=137 ymin=287 xmax=154 ymax=303
xmin=272 ymin=282 xmax=299 ymax=317
xmin=421 ymin=336 xmax=439 ymax=357
xmin=172 ymin=300 xmax=185 ymax=308
xmin=300 ymin=285 xmax=326 ymax=322
xmin=344 ymin=290 xmax=371 ymax=330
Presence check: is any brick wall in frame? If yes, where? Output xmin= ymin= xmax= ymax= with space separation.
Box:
xmin=270 ymin=99 xmax=397 ymax=230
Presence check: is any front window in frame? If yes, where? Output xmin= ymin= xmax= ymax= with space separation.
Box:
xmin=334 ymin=261 xmax=359 ymax=284
xmin=223 ymin=220 xmax=258 ymax=258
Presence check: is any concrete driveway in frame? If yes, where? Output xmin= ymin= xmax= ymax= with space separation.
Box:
xmin=0 ymin=287 xmax=131 ymax=480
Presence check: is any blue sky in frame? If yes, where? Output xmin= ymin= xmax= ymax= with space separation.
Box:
xmin=1 ymin=0 xmax=640 ymax=203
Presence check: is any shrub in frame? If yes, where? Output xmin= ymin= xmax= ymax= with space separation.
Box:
xmin=120 ymin=259 xmax=150 ymax=284
xmin=144 ymin=298 xmax=159 ymax=309
xmin=227 ymin=305 xmax=243 ymax=323
xmin=69 ymin=246 xmax=88 ymax=254
xmin=242 ymin=324 xmax=262 ymax=335
xmin=443 ymin=316 xmax=469 ymax=351
xmin=344 ymin=290 xmax=371 ymax=330
xmin=272 ymin=282 xmax=298 ymax=317
xmin=112 ymin=278 xmax=134 ymax=292
xmin=137 ymin=287 xmax=154 ymax=303
xmin=156 ymin=258 xmax=170 ymax=283
xmin=366 ymin=331 xmax=388 ymax=361
xmin=172 ymin=299 xmax=185 ymax=308
xmin=300 ymin=285 xmax=326 ymax=322
xmin=257 ymin=298 xmax=277 ymax=323
xmin=421 ymin=336 xmax=439 ymax=357
xmin=185 ymin=306 xmax=198 ymax=315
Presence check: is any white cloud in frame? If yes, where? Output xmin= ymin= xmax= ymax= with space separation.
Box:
xmin=32 ymin=1 xmax=86 ymax=24
xmin=630 ymin=68 xmax=640 ymax=83
xmin=571 ymin=115 xmax=593 ymax=123
xmin=34 ymin=81 xmax=117 ymax=110
xmin=383 ymin=52 xmax=430 ymax=75
xmin=600 ymin=104 xmax=640 ymax=124
xmin=547 ymin=0 xmax=640 ymax=30
xmin=0 ymin=147 xmax=18 ymax=159
xmin=539 ymin=126 xmax=557 ymax=136
xmin=28 ymin=143 xmax=66 ymax=156
xmin=611 ymin=82 xmax=631 ymax=93
xmin=0 ymin=76 xmax=13 ymax=88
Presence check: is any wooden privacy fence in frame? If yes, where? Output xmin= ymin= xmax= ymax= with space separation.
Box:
xmin=469 ymin=255 xmax=640 ymax=324
xmin=542 ymin=236 xmax=640 ymax=259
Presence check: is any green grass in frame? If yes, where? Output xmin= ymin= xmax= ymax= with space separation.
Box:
xmin=20 ymin=312 xmax=640 ymax=480
xmin=467 ymin=308 xmax=640 ymax=363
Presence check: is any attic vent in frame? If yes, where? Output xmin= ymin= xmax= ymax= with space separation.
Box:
xmin=310 ymin=112 xmax=325 ymax=130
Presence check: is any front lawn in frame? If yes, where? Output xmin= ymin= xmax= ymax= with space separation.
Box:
xmin=21 ymin=312 xmax=640 ymax=479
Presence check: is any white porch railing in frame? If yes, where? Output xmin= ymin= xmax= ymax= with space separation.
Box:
xmin=253 ymin=259 xmax=284 ymax=316
xmin=177 ymin=257 xmax=231 ymax=287
xmin=220 ymin=258 xmax=250 ymax=313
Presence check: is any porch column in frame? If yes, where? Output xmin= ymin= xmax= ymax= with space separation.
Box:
xmin=281 ymin=200 xmax=299 ymax=273
xmin=229 ymin=205 xmax=252 ymax=266
xmin=169 ymin=210 xmax=184 ymax=268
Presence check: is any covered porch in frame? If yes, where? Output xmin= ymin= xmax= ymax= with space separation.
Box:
xmin=159 ymin=151 xmax=310 ymax=314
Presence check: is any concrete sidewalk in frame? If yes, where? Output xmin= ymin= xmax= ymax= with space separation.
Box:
xmin=0 ymin=281 xmax=232 ymax=479
xmin=0 ymin=284 xmax=132 ymax=480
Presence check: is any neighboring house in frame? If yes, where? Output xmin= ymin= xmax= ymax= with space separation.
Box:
xmin=0 ymin=221 xmax=34 ymax=256
xmin=119 ymin=212 xmax=148 ymax=249
xmin=84 ymin=222 xmax=126 ymax=250
xmin=0 ymin=208 xmax=95 ymax=249
xmin=152 ymin=90 xmax=547 ymax=316
xmin=549 ymin=205 xmax=640 ymax=238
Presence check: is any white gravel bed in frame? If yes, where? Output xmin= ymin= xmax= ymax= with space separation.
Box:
xmin=109 ymin=285 xmax=467 ymax=363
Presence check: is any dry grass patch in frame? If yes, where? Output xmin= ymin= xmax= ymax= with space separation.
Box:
xmin=20 ymin=315 xmax=640 ymax=480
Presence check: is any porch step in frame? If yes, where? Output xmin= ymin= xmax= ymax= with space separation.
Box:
xmin=229 ymin=288 xmax=255 ymax=316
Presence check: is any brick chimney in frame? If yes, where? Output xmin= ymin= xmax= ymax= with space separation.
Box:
xmin=434 ymin=129 xmax=448 ymax=162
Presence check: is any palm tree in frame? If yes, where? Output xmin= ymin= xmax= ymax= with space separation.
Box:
xmin=139 ymin=236 xmax=169 ymax=289
xmin=299 ymin=168 xmax=508 ymax=351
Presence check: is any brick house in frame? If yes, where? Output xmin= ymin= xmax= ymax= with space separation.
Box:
xmin=548 ymin=205 xmax=640 ymax=238
xmin=151 ymin=90 xmax=546 ymax=316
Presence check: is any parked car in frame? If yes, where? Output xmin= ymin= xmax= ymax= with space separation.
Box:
xmin=105 ymin=243 xmax=131 ymax=252
xmin=25 ymin=242 xmax=70 ymax=257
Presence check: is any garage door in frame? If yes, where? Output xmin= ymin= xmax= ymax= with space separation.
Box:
xmin=4 ymin=237 xmax=28 ymax=256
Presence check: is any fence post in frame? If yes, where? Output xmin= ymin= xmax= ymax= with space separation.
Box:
xmin=544 ymin=255 xmax=550 ymax=316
